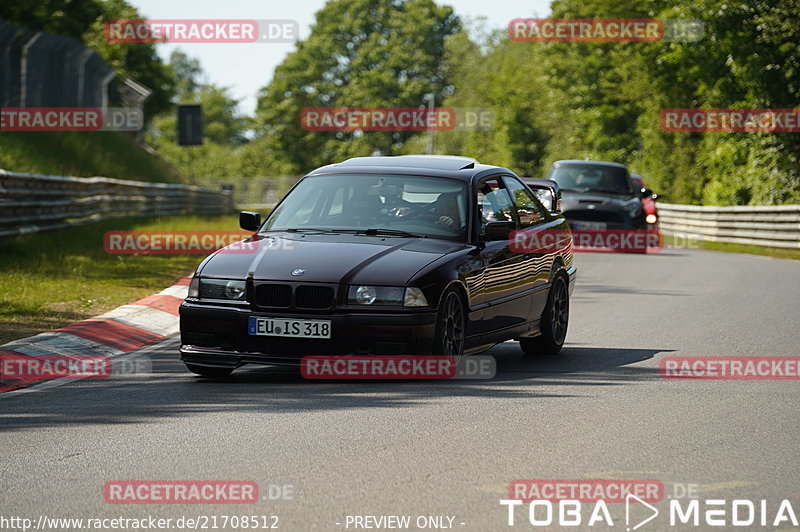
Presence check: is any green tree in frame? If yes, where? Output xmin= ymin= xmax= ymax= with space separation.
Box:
xmin=434 ymin=0 xmax=799 ymax=205
xmin=169 ymin=51 xmax=204 ymax=99
xmin=82 ymin=0 xmax=175 ymax=116
xmin=146 ymin=53 xmax=250 ymax=180
xmin=0 ymin=0 xmax=104 ymax=40
xmin=250 ymin=0 xmax=460 ymax=174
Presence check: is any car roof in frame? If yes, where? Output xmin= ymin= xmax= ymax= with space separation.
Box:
xmin=551 ymin=159 xmax=628 ymax=170
xmin=340 ymin=155 xmax=477 ymax=170
xmin=306 ymin=155 xmax=507 ymax=182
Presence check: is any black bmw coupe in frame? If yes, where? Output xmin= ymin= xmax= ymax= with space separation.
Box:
xmin=180 ymin=155 xmax=577 ymax=376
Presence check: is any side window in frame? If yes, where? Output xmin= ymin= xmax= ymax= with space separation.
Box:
xmin=477 ymin=178 xmax=515 ymax=234
xmin=502 ymin=176 xmax=546 ymax=228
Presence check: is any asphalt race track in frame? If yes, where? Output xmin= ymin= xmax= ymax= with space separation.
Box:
xmin=1 ymin=248 xmax=799 ymax=531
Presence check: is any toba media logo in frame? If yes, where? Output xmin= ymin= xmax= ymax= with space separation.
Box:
xmin=502 ymin=480 xmax=662 ymax=530
xmin=500 ymin=480 xmax=799 ymax=529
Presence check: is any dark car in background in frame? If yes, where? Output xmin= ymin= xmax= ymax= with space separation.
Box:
xmin=546 ymin=160 xmax=651 ymax=231
xmin=180 ymin=155 xmax=577 ymax=376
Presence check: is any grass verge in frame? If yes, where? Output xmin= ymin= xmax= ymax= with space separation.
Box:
xmin=0 ymin=214 xmax=240 ymax=345
xmin=0 ymin=131 xmax=182 ymax=182
xmin=699 ymin=240 xmax=800 ymax=261
xmin=664 ymin=234 xmax=800 ymax=261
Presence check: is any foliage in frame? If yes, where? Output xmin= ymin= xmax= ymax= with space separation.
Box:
xmin=4 ymin=0 xmax=798 ymax=205
xmin=145 ymin=52 xmax=250 ymax=181
xmin=429 ymin=0 xmax=800 ymax=205
xmin=0 ymin=0 xmax=176 ymax=117
xmin=248 ymin=0 xmax=461 ymax=175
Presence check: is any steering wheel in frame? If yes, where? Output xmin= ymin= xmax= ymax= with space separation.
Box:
xmin=393 ymin=204 xmax=437 ymax=221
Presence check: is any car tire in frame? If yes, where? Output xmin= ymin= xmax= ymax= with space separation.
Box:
xmin=184 ymin=363 xmax=234 ymax=378
xmin=520 ymin=273 xmax=569 ymax=356
xmin=434 ymin=287 xmax=466 ymax=364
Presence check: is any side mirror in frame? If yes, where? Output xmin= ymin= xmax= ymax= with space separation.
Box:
xmin=640 ymin=187 xmax=653 ymax=198
xmin=651 ymin=193 xmax=660 ymax=201
xmin=552 ymin=190 xmax=562 ymax=213
xmin=531 ymin=187 xmax=561 ymax=214
xmin=484 ymin=221 xmax=516 ymax=242
xmin=239 ymin=211 xmax=261 ymax=232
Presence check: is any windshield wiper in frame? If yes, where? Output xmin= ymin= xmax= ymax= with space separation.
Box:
xmin=359 ymin=228 xmax=427 ymax=238
xmin=277 ymin=228 xmax=426 ymax=238
xmin=282 ymin=228 xmax=355 ymax=234
xmin=560 ymin=187 xmax=589 ymax=193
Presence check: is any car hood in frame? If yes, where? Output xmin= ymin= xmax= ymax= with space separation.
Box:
xmin=198 ymin=232 xmax=464 ymax=285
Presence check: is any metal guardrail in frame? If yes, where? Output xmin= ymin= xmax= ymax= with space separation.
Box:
xmin=0 ymin=169 xmax=234 ymax=237
xmin=658 ymin=203 xmax=800 ymax=249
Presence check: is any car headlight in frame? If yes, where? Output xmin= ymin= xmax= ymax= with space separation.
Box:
xmin=645 ymin=214 xmax=658 ymax=224
xmin=197 ymin=278 xmax=247 ymax=301
xmin=347 ymin=286 xmax=428 ymax=307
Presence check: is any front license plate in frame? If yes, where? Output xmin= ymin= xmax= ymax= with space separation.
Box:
xmin=571 ymin=221 xmax=607 ymax=230
xmin=248 ymin=317 xmax=332 ymax=339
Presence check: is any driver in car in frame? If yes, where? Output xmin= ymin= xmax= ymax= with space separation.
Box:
xmin=429 ymin=192 xmax=461 ymax=229
xmin=381 ymin=183 xmax=414 ymax=217
xmin=383 ymin=187 xmax=461 ymax=231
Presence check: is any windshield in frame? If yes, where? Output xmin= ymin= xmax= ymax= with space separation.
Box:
xmin=263 ymin=174 xmax=469 ymax=241
xmin=548 ymin=165 xmax=634 ymax=195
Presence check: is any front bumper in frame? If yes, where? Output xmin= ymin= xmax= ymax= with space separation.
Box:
xmin=567 ymin=265 xmax=577 ymax=296
xmin=179 ymin=301 xmax=438 ymax=368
